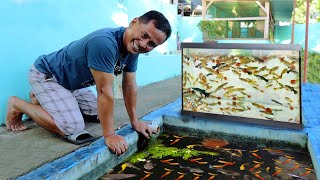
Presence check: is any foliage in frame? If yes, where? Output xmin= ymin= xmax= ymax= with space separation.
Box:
xmin=128 ymin=138 xmax=219 ymax=164
xmin=197 ymin=20 xmax=228 ymax=41
xmin=301 ymin=50 xmax=320 ymax=83
xmin=293 ymin=0 xmax=320 ymax=24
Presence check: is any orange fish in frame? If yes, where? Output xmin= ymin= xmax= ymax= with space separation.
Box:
xmin=208 ymin=173 xmax=217 ymax=180
xmin=290 ymin=164 xmax=300 ymax=171
xmin=160 ymin=159 xmax=179 ymax=165
xmin=282 ymin=158 xmax=292 ymax=165
xmin=255 ymin=173 xmax=265 ymax=180
xmin=272 ymin=169 xmax=282 ymax=176
xmin=301 ymin=170 xmax=311 ymax=177
xmin=141 ymin=171 xmax=152 ymax=180
xmin=250 ymin=164 xmax=260 ymax=171
xmin=252 ymin=153 xmax=262 ymax=159
xmin=160 ymin=168 xmax=173 ymax=178
xmin=170 ymin=138 xmax=180 ymax=145
xmin=202 ymin=138 xmax=229 ymax=148
xmin=175 ymin=172 xmax=185 ymax=180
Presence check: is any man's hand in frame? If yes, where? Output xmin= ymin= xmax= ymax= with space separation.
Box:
xmin=105 ymin=134 xmax=128 ymax=155
xmin=131 ymin=121 xmax=152 ymax=139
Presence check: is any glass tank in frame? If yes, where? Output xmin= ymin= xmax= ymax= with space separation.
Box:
xmin=181 ymin=43 xmax=302 ymax=129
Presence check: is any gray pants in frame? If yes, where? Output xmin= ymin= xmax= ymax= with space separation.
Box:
xmin=28 ymin=65 xmax=98 ymax=135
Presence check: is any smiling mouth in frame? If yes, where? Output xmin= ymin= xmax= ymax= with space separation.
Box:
xmin=133 ymin=40 xmax=139 ymax=52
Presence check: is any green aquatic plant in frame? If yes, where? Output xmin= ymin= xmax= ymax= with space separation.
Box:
xmin=128 ymin=138 xmax=219 ymax=164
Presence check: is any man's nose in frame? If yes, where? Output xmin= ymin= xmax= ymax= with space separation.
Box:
xmin=140 ymin=39 xmax=148 ymax=50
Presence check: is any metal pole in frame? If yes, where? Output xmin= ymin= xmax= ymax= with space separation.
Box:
xmin=303 ymin=0 xmax=310 ymax=83
xmin=291 ymin=0 xmax=296 ymax=44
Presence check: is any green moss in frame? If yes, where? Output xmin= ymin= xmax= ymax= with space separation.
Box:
xmin=128 ymin=138 xmax=219 ymax=164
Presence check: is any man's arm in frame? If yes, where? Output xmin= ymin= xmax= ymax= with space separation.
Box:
xmin=90 ymin=68 xmax=128 ymax=155
xmin=122 ymin=72 xmax=152 ymax=138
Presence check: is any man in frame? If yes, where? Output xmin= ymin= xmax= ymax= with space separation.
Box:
xmin=5 ymin=10 xmax=171 ymax=155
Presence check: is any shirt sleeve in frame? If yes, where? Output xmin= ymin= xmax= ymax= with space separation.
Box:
xmin=86 ymin=36 xmax=117 ymax=74
xmin=123 ymin=54 xmax=139 ymax=72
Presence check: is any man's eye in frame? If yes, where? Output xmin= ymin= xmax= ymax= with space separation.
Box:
xmin=142 ymin=33 xmax=148 ymax=39
xmin=148 ymin=43 xmax=156 ymax=48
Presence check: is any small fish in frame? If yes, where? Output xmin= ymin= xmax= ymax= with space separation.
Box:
xmin=290 ymin=79 xmax=297 ymax=84
xmin=285 ymin=97 xmax=293 ymax=103
xmin=225 ymin=88 xmax=246 ymax=94
xmin=141 ymin=171 xmax=152 ymax=180
xmin=218 ymin=160 xmax=236 ymax=166
xmin=265 ymin=83 xmax=273 ymax=88
xmin=179 ymin=165 xmax=204 ymax=173
xmin=160 ymin=168 xmax=173 ymax=178
xmin=250 ymin=164 xmax=261 ymax=171
xmin=175 ymin=172 xmax=186 ymax=180
xmin=252 ymin=102 xmax=265 ymax=109
xmin=257 ymin=66 xmax=267 ymax=72
xmin=282 ymin=158 xmax=292 ymax=165
xmin=217 ymin=168 xmax=241 ymax=176
xmin=290 ymin=164 xmax=300 ymax=171
xmin=301 ymin=170 xmax=311 ymax=177
xmin=186 ymin=144 xmax=201 ymax=149
xmin=280 ymin=69 xmax=287 ymax=78
xmin=231 ymin=69 xmax=241 ymax=77
xmin=118 ymin=163 xmax=127 ymax=174
xmin=170 ymin=138 xmax=180 ymax=145
xmin=214 ymin=82 xmax=228 ymax=93
xmin=212 ymin=63 xmax=226 ymax=69
xmin=253 ymin=161 xmax=263 ymax=164
xmin=263 ymin=108 xmax=273 ymax=115
xmin=239 ymin=56 xmax=253 ymax=64
xmin=266 ymin=167 xmax=270 ymax=172
xmin=253 ymin=56 xmax=264 ymax=62
xmin=208 ymin=173 xmax=218 ymax=180
xmin=288 ymin=174 xmax=309 ymax=180
xmin=254 ymin=173 xmax=265 ymax=180
xmin=269 ymin=66 xmax=279 ymax=73
xmin=126 ymin=162 xmax=141 ymax=170
xmin=285 ymin=85 xmax=298 ymax=94
xmin=272 ymin=169 xmax=282 ymax=176
xmin=191 ymin=87 xmax=210 ymax=97
xmin=240 ymin=164 xmax=246 ymax=170
xmin=202 ymin=138 xmax=229 ymax=148
xmin=189 ymin=157 xmax=202 ymax=162
xmin=192 ymin=173 xmax=202 ymax=180
xmin=144 ymin=160 xmax=154 ymax=170
xmin=254 ymin=74 xmax=269 ymax=82
xmin=271 ymin=99 xmax=283 ymax=105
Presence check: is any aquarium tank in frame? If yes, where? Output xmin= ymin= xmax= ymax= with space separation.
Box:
xmin=181 ymin=43 xmax=302 ymax=129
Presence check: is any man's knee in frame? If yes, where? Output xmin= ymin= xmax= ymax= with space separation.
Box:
xmin=29 ymin=91 xmax=40 ymax=105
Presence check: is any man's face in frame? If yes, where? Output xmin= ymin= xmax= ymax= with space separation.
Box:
xmin=123 ymin=18 xmax=167 ymax=54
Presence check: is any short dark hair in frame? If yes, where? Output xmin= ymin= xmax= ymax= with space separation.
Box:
xmin=138 ymin=10 xmax=172 ymax=41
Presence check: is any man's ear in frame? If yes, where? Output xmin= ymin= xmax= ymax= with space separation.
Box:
xmin=129 ymin=17 xmax=139 ymax=27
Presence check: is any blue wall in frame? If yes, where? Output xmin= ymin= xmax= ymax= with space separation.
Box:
xmin=0 ymin=0 xmax=179 ymax=125
xmin=275 ymin=23 xmax=320 ymax=52
xmin=178 ymin=16 xmax=203 ymax=43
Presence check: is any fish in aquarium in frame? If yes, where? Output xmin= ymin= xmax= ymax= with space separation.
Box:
xmin=182 ymin=48 xmax=301 ymax=124
xmin=102 ymin=134 xmax=316 ymax=180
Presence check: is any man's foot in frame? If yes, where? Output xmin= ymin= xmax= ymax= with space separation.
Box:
xmin=6 ymin=96 xmax=27 ymax=131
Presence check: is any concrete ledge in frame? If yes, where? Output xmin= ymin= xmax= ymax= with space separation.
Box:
xmin=16 ymin=101 xmax=174 ymax=180
xmin=17 ymin=126 xmax=139 ymax=180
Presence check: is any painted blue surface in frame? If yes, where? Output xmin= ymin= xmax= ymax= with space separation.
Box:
xmin=275 ymin=23 xmax=320 ymax=52
xmin=0 ymin=0 xmax=179 ymax=125
xmin=178 ymin=16 xmax=203 ymax=43
xmin=136 ymin=54 xmax=181 ymax=86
